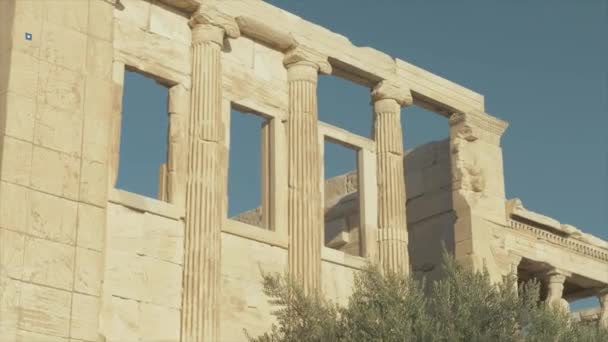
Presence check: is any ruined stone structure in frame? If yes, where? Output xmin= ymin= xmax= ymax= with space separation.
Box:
xmin=0 ymin=0 xmax=606 ymax=341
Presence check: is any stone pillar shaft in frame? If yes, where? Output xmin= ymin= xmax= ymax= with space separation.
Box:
xmin=181 ymin=9 xmax=239 ymax=341
xmin=284 ymin=48 xmax=330 ymax=295
xmin=372 ymin=81 xmax=412 ymax=274
xmin=598 ymin=288 xmax=608 ymax=329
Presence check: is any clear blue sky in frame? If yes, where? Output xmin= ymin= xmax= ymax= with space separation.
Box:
xmin=117 ymin=0 xmax=607 ymax=306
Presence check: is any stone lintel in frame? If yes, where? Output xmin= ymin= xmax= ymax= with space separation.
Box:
xmin=156 ymin=0 xmax=200 ymax=13
xmin=371 ymin=80 xmax=413 ymax=107
xmin=189 ymin=5 xmax=240 ymax=39
xmin=449 ymin=110 xmax=509 ymax=138
xmin=283 ymin=45 xmax=332 ymax=74
xmin=235 ymin=16 xmax=297 ymax=51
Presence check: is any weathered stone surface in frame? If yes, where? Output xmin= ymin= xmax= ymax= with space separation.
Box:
xmin=70 ymin=293 xmax=99 ymax=341
xmin=18 ymin=283 xmax=71 ymax=337
xmin=30 ymin=146 xmax=80 ymax=200
xmin=29 ymin=191 xmax=78 ymax=245
xmin=22 ymin=237 xmax=74 ymax=290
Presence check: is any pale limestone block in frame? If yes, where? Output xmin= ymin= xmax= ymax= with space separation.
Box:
xmin=0 ymin=276 xmax=21 ymax=339
xmin=45 ymin=0 xmax=89 ymax=33
xmin=82 ymin=77 xmax=118 ymax=164
xmin=40 ymin=22 xmax=88 ymax=74
xmin=22 ymin=237 xmax=75 ymax=290
xmin=141 ymin=257 xmax=182 ymax=308
xmin=253 ymin=42 xmax=287 ymax=82
xmin=77 ymin=203 xmax=105 ymax=251
xmin=29 ymin=191 xmax=78 ymax=245
xmin=4 ymin=92 xmax=36 ymax=142
xmin=86 ymin=37 xmax=113 ymax=79
xmin=30 ymin=146 xmax=80 ymax=200
xmin=37 ymin=61 xmax=85 ymax=114
xmin=114 ymin=19 xmax=190 ymax=77
xmin=0 ymin=181 xmax=30 ymax=233
xmin=10 ymin=11 xmax=42 ymax=57
xmin=70 ymin=293 xmax=99 ymax=341
xmin=140 ymin=212 xmax=184 ymax=264
xmin=0 ymin=136 xmax=32 ymax=186
xmin=104 ymin=250 xmax=145 ymax=301
xmin=106 ymin=204 xmax=144 ymax=253
xmin=149 ymin=3 xmax=191 ymax=44
xmin=0 ymin=229 xmax=25 ymax=279
xmin=4 ymin=52 xmax=40 ymax=99
xmin=88 ymin=0 xmax=114 ymax=41
xmin=18 ymin=282 xmax=71 ymax=337
xmin=114 ymin=0 xmax=151 ymax=30
xmin=79 ymin=159 xmax=108 ymax=207
xmin=223 ymin=36 xmax=255 ymax=68
xmin=74 ymin=247 xmax=102 ymax=296
xmin=34 ymin=104 xmax=83 ymax=157
xmin=16 ymin=330 xmax=70 ymax=342
xmin=102 ymin=296 xmax=139 ymax=342
xmin=139 ymin=302 xmax=181 ymax=341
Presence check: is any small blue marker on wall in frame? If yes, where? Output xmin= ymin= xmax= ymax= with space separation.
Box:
xmin=25 ymin=32 xmax=32 ymax=41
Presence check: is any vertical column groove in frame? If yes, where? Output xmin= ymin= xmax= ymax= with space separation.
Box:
xmin=372 ymin=86 xmax=411 ymax=275
xmin=181 ymin=25 xmax=225 ymax=342
xmin=286 ymin=65 xmax=323 ymax=295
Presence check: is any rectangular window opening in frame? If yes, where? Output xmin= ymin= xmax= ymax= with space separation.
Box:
xmin=323 ymin=138 xmax=362 ymax=257
xmin=116 ymin=69 xmax=170 ymax=202
xmin=228 ymin=105 xmax=272 ymax=230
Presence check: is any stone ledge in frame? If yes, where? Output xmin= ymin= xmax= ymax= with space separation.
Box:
xmin=223 ymin=219 xmax=288 ymax=249
xmin=108 ymin=188 xmax=185 ymax=220
xmin=321 ymin=247 xmax=368 ymax=270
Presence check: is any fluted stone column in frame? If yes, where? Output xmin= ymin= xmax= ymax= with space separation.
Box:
xmin=543 ymin=269 xmax=570 ymax=313
xmin=371 ymin=81 xmax=412 ymax=274
xmin=598 ymin=288 xmax=608 ymax=329
xmin=181 ymin=7 xmax=239 ymax=342
xmin=283 ymin=46 xmax=331 ymax=294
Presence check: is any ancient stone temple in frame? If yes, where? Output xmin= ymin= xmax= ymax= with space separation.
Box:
xmin=0 ymin=0 xmax=606 ymax=341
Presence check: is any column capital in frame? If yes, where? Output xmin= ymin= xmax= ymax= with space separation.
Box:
xmin=541 ymin=268 xmax=571 ymax=283
xmin=371 ymin=80 xmax=413 ymax=107
xmin=283 ymin=45 xmax=332 ymax=74
xmin=449 ymin=110 xmax=508 ymax=143
xmin=189 ymin=5 xmax=240 ymax=44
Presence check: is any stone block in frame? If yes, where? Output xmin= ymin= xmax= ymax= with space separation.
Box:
xmin=79 ymin=159 xmax=108 ymax=207
xmin=104 ymin=250 xmax=145 ymax=301
xmin=139 ymin=303 xmax=181 ymax=342
xmin=34 ymin=104 xmax=83 ymax=157
xmin=224 ymin=36 xmax=255 ymax=69
xmin=74 ymin=247 xmax=102 ymax=296
xmin=149 ymin=3 xmax=191 ymax=44
xmin=102 ymin=296 xmax=139 ymax=341
xmin=45 ymin=0 xmax=89 ymax=33
xmin=253 ymin=42 xmax=287 ymax=83
xmin=11 ymin=10 xmax=42 ymax=57
xmin=4 ymin=52 xmax=39 ymax=99
xmin=0 ymin=181 xmax=30 ymax=233
xmin=0 ymin=276 xmax=21 ymax=339
xmin=86 ymin=37 xmax=113 ymax=79
xmin=4 ymin=92 xmax=36 ymax=142
xmin=141 ymin=212 xmax=184 ymax=264
xmin=30 ymin=146 xmax=80 ymax=200
xmin=0 ymin=136 xmax=32 ymax=186
xmin=141 ymin=257 xmax=182 ymax=308
xmin=22 ymin=237 xmax=75 ymax=290
xmin=77 ymin=203 xmax=105 ymax=251
xmin=114 ymin=0 xmax=151 ymax=30
xmin=70 ymin=293 xmax=99 ymax=341
xmin=18 ymin=282 xmax=71 ymax=338
xmin=37 ymin=61 xmax=85 ymax=114
xmin=0 ymin=229 xmax=25 ymax=279
xmin=40 ymin=22 xmax=88 ymax=74
xmin=88 ymin=0 xmax=114 ymax=41
xmin=82 ymin=77 xmax=118 ymax=163
xmin=16 ymin=329 xmax=70 ymax=342
xmin=29 ymin=191 xmax=78 ymax=245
